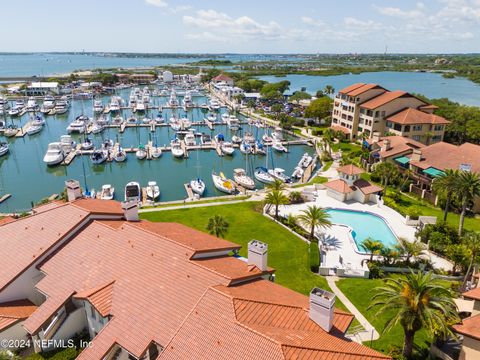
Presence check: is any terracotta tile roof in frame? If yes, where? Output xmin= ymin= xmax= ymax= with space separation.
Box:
xmin=463 ymin=287 xmax=480 ymax=301
xmin=131 ymin=221 xmax=240 ymax=254
xmin=337 ymin=164 xmax=364 ymax=176
xmin=338 ymin=83 xmax=365 ymax=95
xmin=347 ymin=84 xmax=385 ymax=97
xmin=74 ymin=281 xmax=115 ymax=317
xmin=453 ymin=313 xmax=480 ymax=341
xmin=409 ymin=142 xmax=480 ymax=173
xmin=71 ymin=198 xmax=123 ymax=215
xmin=386 ymin=108 xmax=450 ymax=125
xmin=360 ymin=91 xmax=417 ymax=110
xmin=0 ymin=216 xmax=15 ymax=227
xmin=419 ymin=104 xmax=439 ymax=110
xmin=369 ymin=136 xmax=425 ymax=159
xmin=354 ymin=179 xmax=383 ymax=195
xmin=213 ymin=74 xmax=233 ymax=82
xmin=324 ymin=180 xmax=354 ymax=194
xmin=0 ymin=299 xmax=37 ymax=331
xmin=331 ymin=125 xmax=351 ymax=134
xmin=32 ymin=201 xmax=64 ymax=214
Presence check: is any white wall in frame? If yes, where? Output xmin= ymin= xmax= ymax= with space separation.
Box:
xmin=52 ymin=308 xmax=86 ymax=342
xmin=326 ymin=189 xmax=346 ymax=202
xmin=83 ymin=301 xmax=107 ymax=339
xmin=0 ymin=266 xmax=45 ymax=305
xmin=0 ymin=322 xmax=29 ymax=350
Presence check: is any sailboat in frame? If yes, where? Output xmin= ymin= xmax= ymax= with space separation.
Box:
xmin=190 ymin=148 xmax=205 ymax=196
xmin=114 ymin=147 xmax=127 ymax=162
xmin=136 ymin=145 xmax=147 ymax=160
xmin=212 ymin=171 xmax=236 ymax=194
xmin=254 ymin=145 xmax=275 ymax=184
xmin=234 ymin=169 xmax=255 ymax=190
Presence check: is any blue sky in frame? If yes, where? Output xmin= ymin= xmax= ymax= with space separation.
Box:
xmin=1 ymin=0 xmax=479 ymax=53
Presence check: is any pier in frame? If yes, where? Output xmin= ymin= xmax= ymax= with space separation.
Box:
xmin=184 ymin=183 xmax=195 ymax=200
xmin=0 ymin=194 xmax=11 ymax=204
xmin=15 ymin=121 xmax=34 ymax=137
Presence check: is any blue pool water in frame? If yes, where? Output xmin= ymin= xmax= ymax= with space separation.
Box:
xmin=325 ymin=208 xmax=398 ymax=252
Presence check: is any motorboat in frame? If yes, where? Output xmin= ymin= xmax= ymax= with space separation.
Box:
xmin=93 ymin=100 xmax=104 ymax=114
xmin=240 ymin=142 xmax=251 ymax=154
xmin=201 ymin=133 xmax=212 ymax=145
xmin=27 ymin=124 xmax=43 ymax=136
xmin=54 ymin=97 xmax=69 ymax=114
xmin=233 ymin=168 xmax=255 ymax=190
xmin=244 ymin=132 xmax=255 ymax=144
xmin=291 ymin=166 xmax=304 ymax=179
xmin=112 ymin=115 xmax=123 ymax=125
xmin=0 ymin=142 xmax=9 ymax=157
xmin=125 ymin=181 xmax=142 ymax=203
xmin=136 ymin=145 xmax=147 ymax=160
xmin=114 ymin=147 xmax=127 ymax=162
xmin=43 ymin=142 xmax=64 ymax=166
xmin=99 ymin=184 xmax=115 ymax=200
xmin=180 ymin=117 xmax=191 ymax=129
xmin=60 ymin=135 xmax=76 ymax=153
xmin=90 ymin=150 xmax=107 ymax=165
xmin=109 ymin=96 xmax=121 ymax=112
xmin=136 ymin=101 xmax=146 ymax=112
xmin=31 ymin=115 xmax=45 ymax=127
xmin=26 ymin=97 xmax=38 ymax=112
xmin=170 ymin=119 xmax=181 ymax=131
xmin=184 ymin=132 xmax=196 ymax=146
xmin=91 ymin=122 xmax=104 ymax=134
xmin=221 ymin=142 xmax=235 ymax=156
xmin=227 ymin=115 xmax=240 ymax=131
xmin=151 ymin=146 xmax=162 ymax=158
xmin=231 ymin=135 xmax=242 ymax=144
xmin=155 ymin=114 xmax=164 ymax=124
xmin=272 ymin=129 xmax=283 ymax=141
xmin=8 ymin=107 xmax=20 ymax=117
xmin=127 ymin=117 xmax=138 ymax=124
xmin=254 ymin=166 xmax=275 ymax=184
xmin=254 ymin=141 xmax=266 ymax=155
xmin=221 ymin=113 xmax=229 ymax=122
xmin=209 ymin=99 xmax=220 ymax=110
xmin=102 ymin=139 xmax=114 ymax=150
xmin=81 ymin=138 xmax=94 ymax=150
xmin=4 ymin=125 xmax=18 ymax=137
xmin=299 ymin=153 xmax=313 ymax=168
xmin=268 ymin=168 xmax=291 ymax=183
xmin=96 ymin=115 xmax=109 ymax=126
xmin=190 ymin=178 xmax=206 ymax=196
xmin=129 ymin=95 xmax=138 ymax=109
xmin=168 ymin=89 xmax=179 ymax=107
xmin=272 ymin=141 xmax=288 ymax=153
xmin=146 ymin=181 xmax=160 ymax=200
xmin=212 ymin=171 xmax=236 ymax=194
xmin=207 ymin=113 xmax=217 ymax=122
xmin=0 ymin=96 xmax=10 ymax=110
xmin=171 ymin=139 xmax=184 ymax=158
xmin=41 ymin=95 xmax=55 ymax=113
xmin=142 ymin=117 xmax=152 ymax=124
xmin=262 ymin=133 xmax=273 ymax=143
xmin=66 ymin=116 xmax=88 ymax=134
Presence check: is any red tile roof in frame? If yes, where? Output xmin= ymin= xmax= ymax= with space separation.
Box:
xmin=74 ymin=281 xmax=115 ymax=317
xmin=360 ymin=91 xmax=418 ymax=110
xmin=324 ymin=179 xmax=354 ymax=194
xmin=453 ymin=314 xmax=480 ymax=341
xmin=71 ymin=198 xmax=123 ymax=215
xmin=0 ymin=299 xmax=37 ymax=331
xmin=347 ymin=84 xmax=385 ymax=97
xmin=338 ymin=83 xmax=366 ymax=95
xmin=331 ymin=125 xmax=351 ymax=135
xmin=368 ymin=136 xmax=425 ymax=159
xmin=0 ymin=216 xmax=15 ymax=227
xmin=213 ymin=74 xmax=233 ymax=82
xmin=354 ymin=179 xmax=383 ymax=195
xmin=463 ymin=287 xmax=480 ymax=301
xmin=337 ymin=164 xmax=364 ymax=176
xmin=386 ymin=108 xmax=449 ymax=125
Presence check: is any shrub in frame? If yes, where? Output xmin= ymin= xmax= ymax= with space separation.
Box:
xmin=289 ymin=191 xmax=303 ymax=204
xmin=309 ymin=241 xmax=320 ymax=273
xmin=406 ymin=206 xmax=421 ymax=220
xmin=367 ymin=262 xmax=384 ymax=279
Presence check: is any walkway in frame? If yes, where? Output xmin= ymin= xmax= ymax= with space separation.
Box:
xmin=326 ymin=276 xmax=380 ymax=343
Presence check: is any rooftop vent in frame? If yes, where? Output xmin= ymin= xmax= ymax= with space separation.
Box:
xmin=248 ymin=240 xmax=268 ymax=272
xmin=65 ymin=180 xmax=82 ymax=202
xmin=309 ymin=287 xmax=336 ymax=332
xmin=121 ymin=201 xmax=139 ymax=222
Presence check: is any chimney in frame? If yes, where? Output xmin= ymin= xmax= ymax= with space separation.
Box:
xmin=65 ymin=180 xmax=82 ymax=202
xmin=248 ymin=240 xmax=268 ymax=271
xmin=381 ymin=139 xmax=391 ymax=152
xmin=122 ymin=201 xmax=139 ymax=222
xmin=372 ymin=131 xmax=380 ymax=143
xmin=411 ymin=149 xmax=422 ymax=162
xmin=309 ymin=287 xmax=336 ymax=332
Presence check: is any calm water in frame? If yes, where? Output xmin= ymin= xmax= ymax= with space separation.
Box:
xmin=257 ymin=72 xmax=480 ymax=106
xmin=0 ymin=89 xmax=312 ymax=212
xmin=326 ymin=209 xmax=398 ymax=251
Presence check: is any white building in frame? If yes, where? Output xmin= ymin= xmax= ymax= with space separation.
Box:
xmin=162 ymin=71 xmax=173 ymax=83
xmin=26 ymin=82 xmax=60 ymax=96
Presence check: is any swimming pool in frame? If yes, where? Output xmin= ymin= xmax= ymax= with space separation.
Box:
xmin=325 ymin=208 xmax=398 ymax=252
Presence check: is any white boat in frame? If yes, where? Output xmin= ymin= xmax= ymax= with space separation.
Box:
xmin=170 ymin=119 xmax=181 ymax=131
xmin=299 ymin=153 xmax=313 ymax=168
xmin=43 ymin=142 xmax=64 ymax=166
xmin=93 ymin=100 xmax=104 ymax=113
xmin=102 ymin=139 xmax=114 ymax=149
xmin=60 ymin=135 xmax=76 ymax=153
xmin=54 ymin=97 xmax=69 ymax=114
xmin=0 ymin=142 xmax=9 ymax=157
xmin=114 ymin=147 xmax=127 ymax=162
xmin=207 ymin=113 xmax=217 ymax=122
xmin=221 ymin=142 xmax=235 ymax=156
xmin=67 ymin=115 xmax=88 ymax=134
xmin=183 ymin=92 xmax=193 ymax=108
xmin=292 ymin=166 xmax=304 ymax=179
xmin=262 ymin=133 xmax=273 ymax=143
xmin=254 ymin=167 xmax=275 ymax=184
xmin=90 ymin=150 xmax=107 ymax=164
xmin=96 ymin=115 xmax=109 ymax=126
xmin=146 ymin=181 xmax=160 ymax=200
xmin=233 ymin=168 xmax=255 ymax=190
xmin=4 ymin=126 xmax=18 ymax=137
xmin=125 ymin=182 xmax=142 ymax=203
xmin=41 ymin=95 xmax=56 ymax=113
xmin=99 ymin=184 xmax=115 ymax=200
xmin=0 ymin=97 xmax=10 ymax=110
xmin=184 ymin=132 xmax=196 ymax=146
xmin=171 ymin=139 xmax=184 ymax=158
xmin=221 ymin=113 xmax=229 ymax=122
xmin=32 ymin=115 xmax=45 ymax=127
xmin=268 ymin=168 xmax=291 ymax=183
xmin=151 ymin=146 xmax=162 ymax=158
xmin=26 ymin=97 xmax=38 ymax=112
xmin=8 ymin=108 xmax=20 ymax=116
xmin=91 ymin=122 xmax=104 ymax=134
xmin=180 ymin=117 xmax=191 ymax=129
xmin=136 ymin=145 xmax=147 ymax=160
xmin=112 ymin=115 xmax=123 ymax=125
xmin=190 ymin=178 xmax=205 ymax=196
xmin=168 ymin=89 xmax=179 ymax=107
xmin=142 ymin=117 xmax=151 ymax=124
xmin=109 ymin=96 xmax=121 ymax=112
xmin=81 ymin=138 xmax=94 ymax=150
xmin=212 ymin=172 xmax=236 ymax=194
xmin=209 ymin=99 xmax=220 ymax=110
xmin=155 ymin=114 xmax=164 ymax=124
xmin=136 ymin=101 xmax=146 ymax=112
xmin=272 ymin=141 xmax=288 ymax=153
xmin=240 ymin=142 xmax=251 ymax=154
xmin=27 ymin=124 xmax=43 ymax=136
xmin=227 ymin=115 xmax=240 ymax=131
xmin=231 ymin=135 xmax=242 ymax=144
xmin=272 ymin=129 xmax=283 ymax=141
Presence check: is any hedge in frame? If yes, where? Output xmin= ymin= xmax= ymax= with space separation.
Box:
xmin=309 ymin=241 xmax=320 ymax=272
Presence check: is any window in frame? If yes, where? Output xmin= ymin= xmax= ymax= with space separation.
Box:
xmin=434 ymin=125 xmax=443 ymax=131
xmin=413 ymin=125 xmax=422 ymax=131
xmin=90 ymin=305 xmax=96 ymax=320
xmin=394 ymin=124 xmax=402 ymax=131
xmin=413 ymin=135 xmax=421 ymax=141
xmin=381 ymin=111 xmax=386 ymax=117
xmin=404 ymin=125 xmax=410 ymax=133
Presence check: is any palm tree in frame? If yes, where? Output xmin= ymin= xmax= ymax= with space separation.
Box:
xmin=296 ymin=205 xmax=331 ymax=242
xmin=206 ymin=215 xmax=229 ymax=238
xmin=264 ymin=190 xmax=289 ymax=219
xmin=360 ymin=238 xmax=384 ymax=262
xmin=457 ymin=171 xmax=480 ymax=236
xmin=374 ymin=162 xmax=399 ymax=194
xmin=267 ymin=179 xmax=286 ymax=191
xmin=462 ymin=231 xmax=480 ymax=288
xmin=323 ymin=85 xmax=335 ymax=95
xmin=368 ymin=271 xmax=459 ymax=359
xmin=395 ymin=237 xmax=425 ymax=265
xmin=432 ymin=169 xmax=459 ymax=222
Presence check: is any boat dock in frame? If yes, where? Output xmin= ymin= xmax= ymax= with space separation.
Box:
xmin=184 ymin=183 xmax=195 ymax=200
xmin=300 ymin=154 xmax=319 ymax=183
xmin=15 ymin=121 xmax=34 ymax=137
xmin=0 ymin=194 xmax=11 ymax=204
xmin=180 ymin=140 xmax=189 ymax=158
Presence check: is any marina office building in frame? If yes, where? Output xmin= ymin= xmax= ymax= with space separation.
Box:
xmin=331 ymin=83 xmax=449 ymax=144
xmin=0 ymin=181 xmax=389 ymax=360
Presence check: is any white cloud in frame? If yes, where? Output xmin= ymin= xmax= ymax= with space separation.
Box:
xmin=145 ymin=0 xmax=168 ymax=8
xmin=170 ymin=5 xmax=192 ymax=14
xmin=185 ymin=32 xmax=227 ymax=42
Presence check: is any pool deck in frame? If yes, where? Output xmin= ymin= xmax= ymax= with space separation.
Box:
xmin=279 ymin=188 xmax=452 ymax=272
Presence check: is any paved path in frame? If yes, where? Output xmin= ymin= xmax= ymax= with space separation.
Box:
xmin=326 ymin=276 xmax=380 ymax=343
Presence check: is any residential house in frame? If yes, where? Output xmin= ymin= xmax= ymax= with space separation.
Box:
xmin=0 ymin=180 xmax=390 ymax=360
xmin=211 ymin=73 xmax=234 ymax=86
xmin=452 ymin=288 xmax=480 ymax=359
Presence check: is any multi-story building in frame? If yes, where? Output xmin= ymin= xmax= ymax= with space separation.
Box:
xmin=331 ymin=83 xmax=449 ymax=144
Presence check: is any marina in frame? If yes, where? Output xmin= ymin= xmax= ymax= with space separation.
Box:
xmin=0 ymin=84 xmax=315 ymax=212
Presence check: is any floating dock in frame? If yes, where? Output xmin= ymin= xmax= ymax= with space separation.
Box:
xmin=0 ymin=194 xmax=11 ymax=204
xmin=15 ymin=121 xmax=33 ymax=137
xmin=184 ymin=183 xmax=195 ymax=200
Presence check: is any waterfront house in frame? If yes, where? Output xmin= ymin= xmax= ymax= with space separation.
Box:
xmin=331 ymin=83 xmax=449 ymax=144
xmin=212 ymin=73 xmax=234 ymax=86
xmin=0 ymin=180 xmax=389 ymax=360
xmin=363 ymin=133 xmax=425 ymax=167
xmin=323 ymin=164 xmax=383 ymax=203
xmin=26 ymin=82 xmax=59 ymax=96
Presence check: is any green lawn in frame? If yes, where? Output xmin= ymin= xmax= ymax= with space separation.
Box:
xmin=331 ymin=142 xmax=362 ymax=153
xmin=140 ymin=202 xmax=331 ymax=297
xmin=141 ymin=195 xmax=251 ymax=209
xmin=322 ymin=160 xmax=333 ymax=171
xmin=292 ymin=176 xmax=328 ymax=188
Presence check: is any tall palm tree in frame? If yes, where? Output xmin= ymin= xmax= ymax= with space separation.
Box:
xmin=375 ymin=162 xmax=399 ymax=194
xmin=368 ymin=271 xmax=459 ymax=359
xmin=395 ymin=237 xmax=425 ymax=265
xmin=323 ymin=85 xmax=335 ymax=95
xmin=296 ymin=205 xmax=331 ymax=242
xmin=462 ymin=231 xmax=480 ymax=288
xmin=264 ymin=190 xmax=289 ymax=219
xmin=266 ymin=179 xmax=286 ymax=191
xmin=432 ymin=169 xmax=459 ymax=222
xmin=360 ymin=238 xmax=384 ymax=262
xmin=206 ymin=215 xmax=229 ymax=238
xmin=457 ymin=171 xmax=480 ymax=236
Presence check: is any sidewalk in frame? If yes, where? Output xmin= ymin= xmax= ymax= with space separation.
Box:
xmin=326 ymin=276 xmax=380 ymax=343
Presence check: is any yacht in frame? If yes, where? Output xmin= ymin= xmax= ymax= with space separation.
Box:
xmin=254 ymin=166 xmax=275 ymax=184
xmin=27 ymin=124 xmax=43 ymax=136
xmin=291 ymin=166 xmax=304 ymax=179
xmin=170 ymin=118 xmax=181 ymax=131
xmin=168 ymin=89 xmax=179 ymax=107
xmin=60 ymin=135 xmax=76 ymax=153
xmin=221 ymin=113 xmax=229 ymax=123
xmin=212 ymin=172 xmax=236 ymax=194
xmin=170 ymin=139 xmax=184 ymax=158
xmin=272 ymin=141 xmax=288 ymax=153
xmin=43 ymin=142 xmax=64 ymax=166
xmin=129 ymin=95 xmax=137 ymax=109
xmin=40 ymin=95 xmax=55 ymax=113
xmin=26 ymin=97 xmax=38 ymax=112
xmin=93 ymin=100 xmax=104 ymax=114
xmin=112 ymin=115 xmax=123 ymax=125
xmin=209 ymin=99 xmax=220 ymax=110
xmin=190 ymin=178 xmax=206 ymax=196
xmin=125 ymin=182 xmax=142 ymax=203
xmin=0 ymin=96 xmax=10 ymax=111
xmin=4 ymin=125 xmax=18 ymax=137
xmin=201 ymin=133 xmax=212 ymax=145
xmin=32 ymin=115 xmax=45 ymax=127
xmin=90 ymin=150 xmax=107 ymax=165
xmin=66 ymin=115 xmax=88 ymax=134
xmin=227 ymin=115 xmax=240 ymax=131
xmin=184 ymin=132 xmax=196 ymax=146
xmin=91 ymin=122 xmax=104 ymax=134
xmin=221 ymin=142 xmax=235 ymax=156
xmin=99 ymin=184 xmax=115 ymax=200
xmin=233 ymin=168 xmax=255 ymax=190
xmin=272 ymin=129 xmax=283 ymax=141
xmin=135 ymin=100 xmax=146 ymax=112
xmin=109 ymin=96 xmax=121 ymax=112
xmin=180 ymin=117 xmax=191 ymax=130
xmin=80 ymin=138 xmax=94 ymax=150
xmin=114 ymin=147 xmax=127 ymax=162
xmin=268 ymin=168 xmax=291 ymax=183
xmin=146 ymin=181 xmax=160 ymax=200
xmin=155 ymin=114 xmax=164 ymax=124
xmin=0 ymin=142 xmax=9 ymax=157
xmin=299 ymin=153 xmax=313 ymax=168
xmin=183 ymin=91 xmax=193 ymax=109
xmin=54 ymin=97 xmax=70 ymax=114
xmin=231 ymin=135 xmax=242 ymax=144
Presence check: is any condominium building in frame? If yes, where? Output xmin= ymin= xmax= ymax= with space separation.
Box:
xmin=331 ymin=83 xmax=449 ymax=144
